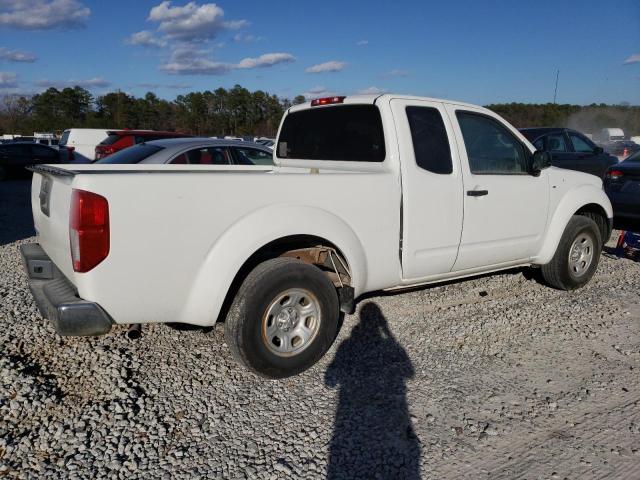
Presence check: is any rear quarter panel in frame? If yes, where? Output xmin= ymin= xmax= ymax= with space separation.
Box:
xmin=69 ymin=167 xmax=400 ymax=326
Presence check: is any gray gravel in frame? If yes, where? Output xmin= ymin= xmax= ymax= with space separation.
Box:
xmin=2 ymin=178 xmax=640 ymax=479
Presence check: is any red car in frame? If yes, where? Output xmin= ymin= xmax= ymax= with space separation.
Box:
xmin=95 ymin=130 xmax=192 ymax=160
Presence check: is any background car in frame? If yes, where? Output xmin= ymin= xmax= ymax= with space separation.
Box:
xmin=603 ymin=140 xmax=640 ymax=162
xmin=58 ymin=128 xmax=112 ymax=163
xmin=604 ymin=150 xmax=640 ymax=225
xmin=95 ymin=138 xmax=274 ymax=166
xmin=0 ymin=142 xmax=59 ymax=180
xmin=520 ymin=127 xmax=617 ymax=178
xmin=94 ymin=130 xmax=193 ymax=160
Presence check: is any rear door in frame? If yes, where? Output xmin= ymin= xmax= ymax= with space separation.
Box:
xmin=567 ymin=130 xmax=615 ymax=178
xmin=390 ymin=98 xmax=464 ymax=279
xmin=448 ymin=105 xmax=549 ymax=271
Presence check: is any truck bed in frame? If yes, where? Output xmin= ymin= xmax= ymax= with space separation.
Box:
xmin=29 ymin=163 xmax=401 ymax=326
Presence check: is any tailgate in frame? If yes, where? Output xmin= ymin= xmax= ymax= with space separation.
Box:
xmin=29 ymin=166 xmax=76 ymax=281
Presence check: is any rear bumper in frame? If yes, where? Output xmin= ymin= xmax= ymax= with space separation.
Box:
xmin=20 ymin=243 xmax=113 ymax=336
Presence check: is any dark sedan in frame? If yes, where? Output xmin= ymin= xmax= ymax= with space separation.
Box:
xmin=520 ymin=127 xmax=618 ymax=178
xmin=0 ymin=142 xmax=60 ymax=181
xmin=604 ymin=151 xmax=640 ymax=222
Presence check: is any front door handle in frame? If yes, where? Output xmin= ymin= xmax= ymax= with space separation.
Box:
xmin=467 ymin=190 xmax=489 ymax=197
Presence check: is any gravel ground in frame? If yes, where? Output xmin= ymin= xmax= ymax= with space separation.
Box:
xmin=1 ymin=178 xmax=640 ymax=479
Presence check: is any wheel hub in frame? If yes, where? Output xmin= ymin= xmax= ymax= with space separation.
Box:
xmin=262 ymin=288 xmax=321 ymax=357
xmin=568 ymin=233 xmax=594 ymax=277
xmin=276 ymin=307 xmax=298 ymax=332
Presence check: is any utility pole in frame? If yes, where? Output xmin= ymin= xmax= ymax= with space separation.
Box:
xmin=553 ymin=70 xmax=560 ymax=104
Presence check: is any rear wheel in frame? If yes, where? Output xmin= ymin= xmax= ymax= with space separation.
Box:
xmin=541 ymin=215 xmax=602 ymax=290
xmin=224 ymin=257 xmax=339 ymax=379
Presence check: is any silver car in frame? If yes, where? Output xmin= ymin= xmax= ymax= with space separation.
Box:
xmin=94 ymin=138 xmax=274 ymax=166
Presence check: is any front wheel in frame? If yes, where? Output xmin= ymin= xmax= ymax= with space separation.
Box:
xmin=224 ymin=257 xmax=340 ymax=379
xmin=541 ymin=215 xmax=602 ymax=290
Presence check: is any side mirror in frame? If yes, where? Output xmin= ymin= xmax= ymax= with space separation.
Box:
xmin=593 ymin=146 xmax=604 ymax=155
xmin=531 ymin=150 xmax=552 ymax=176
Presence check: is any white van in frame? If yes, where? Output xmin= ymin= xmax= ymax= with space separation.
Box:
xmin=595 ymin=128 xmax=625 ymax=144
xmin=59 ymin=129 xmax=112 ymax=163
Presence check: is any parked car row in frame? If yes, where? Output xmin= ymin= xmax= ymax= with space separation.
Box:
xmin=95 ymin=138 xmax=274 ymax=166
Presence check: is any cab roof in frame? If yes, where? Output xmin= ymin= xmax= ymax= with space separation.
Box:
xmin=287 ymin=93 xmax=484 ymax=113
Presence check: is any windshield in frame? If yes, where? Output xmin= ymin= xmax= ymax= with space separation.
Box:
xmin=95 ymin=143 xmax=163 ymax=164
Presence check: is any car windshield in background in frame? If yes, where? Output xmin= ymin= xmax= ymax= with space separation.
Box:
xmin=100 ymin=134 xmax=121 ymax=145
xmin=58 ymin=131 xmax=70 ymax=146
xmin=277 ymin=105 xmax=385 ymax=161
xmin=95 ymin=144 xmax=163 ymax=164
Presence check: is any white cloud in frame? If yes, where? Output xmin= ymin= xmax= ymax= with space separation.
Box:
xmin=137 ymin=82 xmax=191 ymax=89
xmin=233 ymin=33 xmax=264 ymax=43
xmin=301 ymin=86 xmax=335 ymax=99
xmin=623 ymin=54 xmax=640 ymax=65
xmin=236 ymin=53 xmax=295 ymax=69
xmin=305 ymin=61 xmax=347 ymax=74
xmin=0 ymin=47 xmax=36 ymax=62
xmin=147 ymin=1 xmax=247 ymax=41
xmin=35 ymin=77 xmax=111 ymax=89
xmin=0 ymin=71 xmax=18 ymax=87
xmin=125 ymin=30 xmax=167 ymax=48
xmin=162 ymin=48 xmax=295 ymax=75
xmin=0 ymin=0 xmax=90 ymax=30
xmin=357 ymin=86 xmax=386 ymax=95
xmin=356 ymin=40 xmax=368 ymax=46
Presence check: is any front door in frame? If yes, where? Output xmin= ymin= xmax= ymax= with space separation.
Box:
xmin=390 ymin=98 xmax=464 ymax=280
xmin=448 ymin=106 xmax=550 ymax=271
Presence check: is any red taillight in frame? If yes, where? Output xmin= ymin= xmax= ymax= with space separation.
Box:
xmin=69 ymin=189 xmax=110 ymax=272
xmin=66 ymin=146 xmax=75 ymax=161
xmin=606 ymin=169 xmax=624 ymax=180
xmin=311 ymin=96 xmax=346 ymax=106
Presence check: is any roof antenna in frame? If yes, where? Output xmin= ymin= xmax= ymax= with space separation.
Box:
xmin=553 ymin=69 xmax=560 ymax=104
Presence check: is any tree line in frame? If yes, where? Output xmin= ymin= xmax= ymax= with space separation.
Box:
xmin=1 ymin=85 xmax=638 ymax=137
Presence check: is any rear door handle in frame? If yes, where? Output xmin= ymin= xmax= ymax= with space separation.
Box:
xmin=467 ymin=190 xmax=489 ymax=197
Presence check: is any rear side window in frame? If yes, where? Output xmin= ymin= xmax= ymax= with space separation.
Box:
xmin=95 ymin=144 xmax=163 ymax=164
xmin=544 ymin=133 xmax=568 ymax=152
xmin=277 ymin=105 xmax=385 ymax=162
xmin=406 ymin=107 xmax=452 ymax=174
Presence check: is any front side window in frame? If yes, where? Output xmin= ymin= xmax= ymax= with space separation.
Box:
xmin=456 ymin=112 xmax=528 ymax=174
xmin=406 ymin=106 xmax=452 ymax=174
xmin=568 ymin=132 xmax=595 ymax=153
xmin=545 ymin=133 xmax=568 ymax=152
xmin=233 ymin=147 xmax=273 ymax=166
xmin=277 ymin=105 xmax=385 ymax=162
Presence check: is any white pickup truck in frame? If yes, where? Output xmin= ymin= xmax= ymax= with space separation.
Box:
xmin=21 ymin=94 xmax=613 ymax=378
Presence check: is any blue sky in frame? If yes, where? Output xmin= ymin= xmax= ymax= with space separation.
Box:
xmin=0 ymin=0 xmax=639 ymax=105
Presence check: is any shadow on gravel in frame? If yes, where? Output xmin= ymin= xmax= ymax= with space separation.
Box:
xmin=0 ymin=179 xmax=35 ymax=245
xmin=324 ymin=303 xmax=420 ymax=480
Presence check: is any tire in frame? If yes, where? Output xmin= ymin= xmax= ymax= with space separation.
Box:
xmin=224 ymin=257 xmax=340 ymax=379
xmin=541 ymin=215 xmax=602 ymax=290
